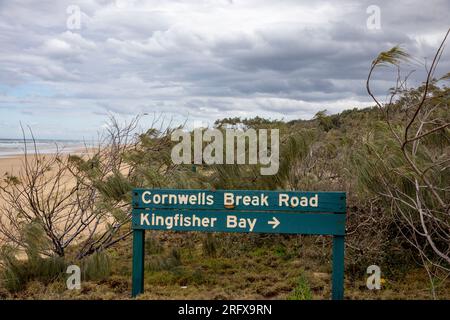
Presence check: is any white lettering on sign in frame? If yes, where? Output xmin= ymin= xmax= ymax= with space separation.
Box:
xmin=223 ymin=192 xmax=269 ymax=207
xmin=141 ymin=191 xmax=151 ymax=204
xmin=278 ymin=194 xmax=318 ymax=208
xmin=140 ymin=191 xmax=320 ymax=209
xmin=140 ymin=213 xmax=218 ymax=229
xmin=226 ymin=215 xmax=257 ymax=232
xmin=141 ymin=213 xmax=150 ymax=225
xmin=141 ymin=191 xmax=214 ymax=206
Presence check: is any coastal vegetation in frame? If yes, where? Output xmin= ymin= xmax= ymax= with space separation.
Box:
xmin=0 ymin=38 xmax=449 ymax=299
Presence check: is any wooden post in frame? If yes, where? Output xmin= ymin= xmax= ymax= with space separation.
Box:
xmin=131 ymin=229 xmax=145 ymax=297
xmin=331 ymin=235 xmax=345 ymax=300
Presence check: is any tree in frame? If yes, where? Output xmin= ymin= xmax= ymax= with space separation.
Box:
xmin=362 ymin=29 xmax=450 ymax=295
xmin=0 ymin=116 xmax=139 ymax=259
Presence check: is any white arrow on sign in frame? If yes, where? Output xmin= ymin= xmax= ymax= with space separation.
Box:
xmin=268 ymin=217 xmax=280 ymax=229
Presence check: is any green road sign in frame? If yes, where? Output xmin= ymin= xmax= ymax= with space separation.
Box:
xmin=131 ymin=189 xmax=346 ymax=300
xmin=132 ymin=189 xmax=346 ymax=213
xmin=133 ymin=210 xmax=345 ymax=235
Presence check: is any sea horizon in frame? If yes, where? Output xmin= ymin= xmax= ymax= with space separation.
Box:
xmin=0 ymin=138 xmax=91 ymax=158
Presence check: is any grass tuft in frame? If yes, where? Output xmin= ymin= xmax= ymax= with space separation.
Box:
xmin=288 ymin=273 xmax=313 ymax=300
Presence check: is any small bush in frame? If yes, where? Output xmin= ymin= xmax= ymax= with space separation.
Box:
xmin=82 ymin=251 xmax=111 ymax=281
xmin=172 ymin=266 xmax=209 ymax=286
xmin=202 ymin=234 xmax=218 ymax=257
xmin=274 ymin=244 xmax=292 ymax=260
xmin=146 ymin=248 xmax=181 ymax=272
xmin=145 ymin=236 xmax=164 ymax=255
xmin=288 ymin=273 xmax=313 ymax=300
xmin=0 ymin=246 xmax=66 ymax=293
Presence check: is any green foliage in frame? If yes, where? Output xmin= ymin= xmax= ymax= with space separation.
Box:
xmin=371 ymin=45 xmax=410 ymax=67
xmin=68 ymin=154 xmax=102 ymax=180
xmin=275 ymin=132 xmax=314 ymax=189
xmin=145 ymin=235 xmax=164 ymax=255
xmin=273 ymin=244 xmax=292 ymax=260
xmin=82 ymin=251 xmax=111 ymax=281
xmin=314 ymin=110 xmax=335 ymax=132
xmin=0 ymin=221 xmax=67 ymax=292
xmin=214 ymin=116 xmax=284 ymax=129
xmin=2 ymin=173 xmax=20 ymax=185
xmin=22 ymin=221 xmax=50 ymax=259
xmin=354 ymin=85 xmax=450 ymax=212
xmin=202 ymin=233 xmax=218 ymax=258
xmin=288 ymin=273 xmax=313 ymax=300
xmin=0 ymin=246 xmax=66 ymax=293
xmin=94 ymin=172 xmax=133 ymax=202
xmin=146 ymin=248 xmax=181 ymax=272
xmin=357 ymin=78 xmax=450 ymax=271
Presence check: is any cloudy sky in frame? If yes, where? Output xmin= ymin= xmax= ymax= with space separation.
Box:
xmin=0 ymin=0 xmax=449 ymax=139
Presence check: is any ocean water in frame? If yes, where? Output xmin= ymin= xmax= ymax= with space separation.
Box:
xmin=0 ymin=138 xmax=87 ymax=158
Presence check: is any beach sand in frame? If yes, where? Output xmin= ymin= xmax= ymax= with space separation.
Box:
xmin=0 ymin=152 xmax=107 ymax=258
xmin=0 ymin=155 xmax=25 ymax=177
xmin=0 ymin=155 xmax=40 ymax=257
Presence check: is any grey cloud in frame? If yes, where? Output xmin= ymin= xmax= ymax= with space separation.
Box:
xmin=0 ymin=0 xmax=449 ymax=139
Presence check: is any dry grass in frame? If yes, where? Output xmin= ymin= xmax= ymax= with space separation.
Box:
xmin=1 ymin=232 xmax=449 ymax=300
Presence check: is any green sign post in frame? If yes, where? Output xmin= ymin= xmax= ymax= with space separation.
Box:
xmin=131 ymin=189 xmax=346 ymax=299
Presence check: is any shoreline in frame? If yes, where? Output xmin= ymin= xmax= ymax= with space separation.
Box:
xmin=0 ymin=151 xmax=86 ymax=159
xmin=0 ymin=150 xmax=90 ymax=176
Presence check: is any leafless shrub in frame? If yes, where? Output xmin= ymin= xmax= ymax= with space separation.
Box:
xmin=363 ymin=29 xmax=450 ymax=295
xmin=0 ymin=116 xmax=140 ymax=259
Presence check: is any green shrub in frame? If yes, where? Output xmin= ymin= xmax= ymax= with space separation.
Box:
xmin=0 ymin=246 xmax=66 ymax=293
xmin=172 ymin=266 xmax=209 ymax=286
xmin=82 ymin=251 xmax=111 ymax=281
xmin=145 ymin=236 xmax=164 ymax=255
xmin=274 ymin=244 xmax=292 ymax=260
xmin=288 ymin=273 xmax=313 ymax=300
xmin=146 ymin=248 xmax=181 ymax=272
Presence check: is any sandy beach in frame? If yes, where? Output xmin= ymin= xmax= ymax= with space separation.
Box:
xmin=0 ymin=151 xmax=101 ymax=254
xmin=0 ymin=155 xmax=26 ymax=177
xmin=0 ymin=155 xmax=22 ymax=214
xmin=0 ymin=155 xmax=29 ymax=214
xmin=0 ymin=155 xmax=45 ymax=256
